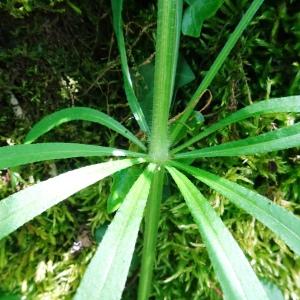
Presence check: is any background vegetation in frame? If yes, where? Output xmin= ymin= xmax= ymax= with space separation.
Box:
xmin=0 ymin=0 xmax=299 ymax=299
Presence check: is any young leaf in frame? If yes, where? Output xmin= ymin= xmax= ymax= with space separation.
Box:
xmin=166 ymin=166 xmax=269 ymax=300
xmin=74 ymin=164 xmax=155 ymax=300
xmin=169 ymin=161 xmax=300 ymax=255
xmin=171 ymin=0 xmax=265 ymax=143
xmin=24 ymin=107 xmax=146 ymax=151
xmin=174 ymin=122 xmax=300 ymax=159
xmin=111 ymin=0 xmax=150 ymax=135
xmin=172 ymin=95 xmax=300 ymax=153
xmin=0 ymin=158 xmax=144 ymax=240
xmin=107 ymin=166 xmax=143 ymax=213
xmin=0 ymin=143 xmax=146 ymax=170
xmin=182 ymin=0 xmax=224 ymax=37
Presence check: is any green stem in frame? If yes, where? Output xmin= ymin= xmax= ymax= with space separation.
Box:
xmin=149 ymin=0 xmax=182 ymax=163
xmin=139 ymin=1 xmax=182 ymax=297
xmin=138 ymin=169 xmax=165 ymax=300
xmin=170 ymin=0 xmax=264 ymax=145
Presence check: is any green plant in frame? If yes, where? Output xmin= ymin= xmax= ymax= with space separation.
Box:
xmin=0 ymin=0 xmax=299 ymax=299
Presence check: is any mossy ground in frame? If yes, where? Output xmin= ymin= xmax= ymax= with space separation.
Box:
xmin=0 ymin=0 xmax=299 ymax=299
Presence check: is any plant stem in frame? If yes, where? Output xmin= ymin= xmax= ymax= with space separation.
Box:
xmin=138 ymin=1 xmax=182 ymax=298
xmin=149 ymin=0 xmax=182 ymax=163
xmin=138 ymin=169 xmax=165 ymax=300
xmin=170 ymin=0 xmax=265 ymax=145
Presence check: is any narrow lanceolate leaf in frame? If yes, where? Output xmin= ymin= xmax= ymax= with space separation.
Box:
xmin=0 ymin=143 xmax=146 ymax=170
xmin=75 ymin=164 xmax=155 ymax=300
xmin=24 ymin=107 xmax=146 ymax=151
xmin=175 ymin=123 xmax=300 ymax=159
xmin=0 ymin=158 xmax=144 ymax=240
xmin=172 ymin=95 xmax=300 ymax=153
xmin=170 ymin=0 xmax=264 ymax=143
xmin=166 ymin=166 xmax=269 ymax=300
xmin=182 ymin=0 xmax=224 ymax=37
xmin=170 ymin=161 xmax=300 ymax=255
xmin=111 ymin=0 xmax=150 ymax=135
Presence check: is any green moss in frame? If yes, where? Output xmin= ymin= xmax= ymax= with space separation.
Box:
xmin=0 ymin=0 xmax=299 ymax=299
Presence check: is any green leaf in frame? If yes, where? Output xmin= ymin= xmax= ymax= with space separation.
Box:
xmin=24 ymin=107 xmax=146 ymax=151
xmin=171 ymin=0 xmax=265 ymax=143
xmin=111 ymin=0 xmax=150 ymax=135
xmin=169 ymin=161 xmax=300 ymax=255
xmin=107 ymin=166 xmax=143 ymax=213
xmin=136 ymin=62 xmax=155 ymax=127
xmin=261 ymin=279 xmax=284 ymax=300
xmin=166 ymin=166 xmax=269 ymax=300
xmin=172 ymin=95 xmax=300 ymax=153
xmin=175 ymin=54 xmax=196 ymax=89
xmin=136 ymin=55 xmax=195 ymax=127
xmin=74 ymin=164 xmax=155 ymax=300
xmin=0 ymin=293 xmax=20 ymax=300
xmin=174 ymin=122 xmax=300 ymax=159
xmin=182 ymin=0 xmax=224 ymax=37
xmin=0 ymin=158 xmax=144 ymax=240
xmin=0 ymin=143 xmax=146 ymax=170
xmin=95 ymin=223 xmax=109 ymax=244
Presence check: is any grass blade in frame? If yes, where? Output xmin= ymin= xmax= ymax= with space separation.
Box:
xmin=74 ymin=164 xmax=155 ymax=300
xmin=0 ymin=158 xmax=144 ymax=240
xmin=111 ymin=0 xmax=150 ymax=135
xmin=169 ymin=161 xmax=300 ymax=255
xmin=175 ymin=123 xmax=300 ymax=159
xmin=0 ymin=143 xmax=146 ymax=170
xmin=166 ymin=166 xmax=269 ymax=300
xmin=170 ymin=0 xmax=264 ymax=142
xmin=24 ymin=107 xmax=146 ymax=151
xmin=172 ymin=95 xmax=300 ymax=153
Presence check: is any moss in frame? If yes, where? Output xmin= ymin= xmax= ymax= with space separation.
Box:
xmin=0 ymin=0 xmax=299 ymax=299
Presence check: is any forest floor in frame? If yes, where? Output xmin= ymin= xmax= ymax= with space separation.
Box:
xmin=0 ymin=0 xmax=299 ymax=299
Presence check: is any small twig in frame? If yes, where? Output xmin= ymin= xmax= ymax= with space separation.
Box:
xmin=138 ymin=52 xmax=155 ymax=68
xmin=81 ymin=59 xmax=119 ymax=96
xmin=199 ymin=90 xmax=212 ymax=112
